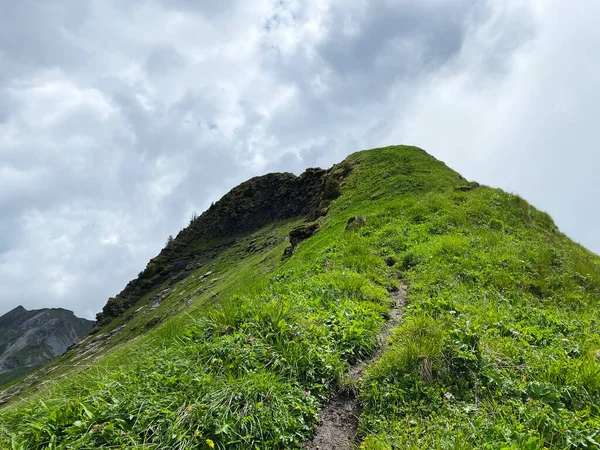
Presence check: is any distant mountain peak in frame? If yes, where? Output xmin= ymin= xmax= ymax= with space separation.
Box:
xmin=4 ymin=305 xmax=26 ymax=315
xmin=0 ymin=306 xmax=94 ymax=387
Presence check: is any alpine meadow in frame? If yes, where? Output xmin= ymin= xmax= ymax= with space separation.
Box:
xmin=1 ymin=145 xmax=600 ymax=449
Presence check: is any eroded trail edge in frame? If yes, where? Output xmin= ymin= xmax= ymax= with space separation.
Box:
xmin=305 ymin=283 xmax=406 ymax=450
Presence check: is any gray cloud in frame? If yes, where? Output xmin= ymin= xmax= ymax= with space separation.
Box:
xmin=0 ymin=0 xmax=597 ymax=319
xmin=383 ymin=1 xmax=600 ymax=254
xmin=0 ymin=1 xmax=89 ymax=72
xmin=155 ymin=0 xmax=236 ymax=16
xmin=318 ymin=0 xmax=468 ymax=77
xmin=145 ymin=45 xmax=185 ymax=76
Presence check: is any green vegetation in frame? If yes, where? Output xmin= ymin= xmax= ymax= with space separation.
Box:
xmin=0 ymin=366 xmax=41 ymax=389
xmin=1 ymin=146 xmax=599 ymax=449
xmin=358 ymin=187 xmax=600 ymax=449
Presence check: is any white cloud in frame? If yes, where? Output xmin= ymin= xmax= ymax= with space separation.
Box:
xmin=383 ymin=0 xmax=600 ymax=252
xmin=0 ymin=0 xmax=598 ymax=319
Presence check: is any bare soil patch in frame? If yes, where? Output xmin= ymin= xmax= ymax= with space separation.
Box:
xmin=305 ymin=284 xmax=406 ymax=449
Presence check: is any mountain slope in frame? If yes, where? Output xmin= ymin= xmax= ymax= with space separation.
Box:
xmin=94 ymin=166 xmax=336 ymax=329
xmin=0 ymin=306 xmax=94 ymax=387
xmin=1 ymin=145 xmax=599 ymax=449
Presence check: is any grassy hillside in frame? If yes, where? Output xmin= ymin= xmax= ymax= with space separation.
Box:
xmin=1 ymin=146 xmax=599 ymax=449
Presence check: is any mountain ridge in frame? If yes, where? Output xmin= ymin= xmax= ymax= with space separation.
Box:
xmin=1 ymin=145 xmax=599 ymax=449
xmin=94 ymin=161 xmax=351 ymax=328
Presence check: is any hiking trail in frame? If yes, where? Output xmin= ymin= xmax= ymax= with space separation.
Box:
xmin=305 ymin=283 xmax=406 ymax=449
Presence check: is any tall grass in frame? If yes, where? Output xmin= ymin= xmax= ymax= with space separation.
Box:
xmin=2 ymin=146 xmax=600 ymax=449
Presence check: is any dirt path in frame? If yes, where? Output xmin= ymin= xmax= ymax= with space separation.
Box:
xmin=304 ymin=283 xmax=406 ymax=450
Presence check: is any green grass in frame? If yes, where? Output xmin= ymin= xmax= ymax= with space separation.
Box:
xmin=1 ymin=146 xmax=599 ymax=449
xmin=0 ymin=366 xmax=42 ymax=389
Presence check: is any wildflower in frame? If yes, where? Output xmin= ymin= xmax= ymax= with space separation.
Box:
xmin=444 ymin=392 xmax=454 ymax=401
xmin=449 ymin=310 xmax=456 ymax=315
xmin=241 ymin=411 xmax=246 ymax=417
xmin=512 ymin=330 xmax=520 ymax=336
xmin=344 ymin=267 xmax=348 ymax=271
xmin=304 ymin=391 xmax=310 ymax=397
xmin=248 ymin=334 xmax=254 ymax=343
xmin=561 ymin=338 xmax=569 ymax=343
xmin=206 ymin=439 xmax=215 ymax=448
xmin=187 ymin=406 xmax=193 ymax=412
xmin=266 ymin=345 xmax=271 ymax=351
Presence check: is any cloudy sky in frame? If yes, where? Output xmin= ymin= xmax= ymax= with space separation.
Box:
xmin=1 ymin=0 xmax=599 ymax=319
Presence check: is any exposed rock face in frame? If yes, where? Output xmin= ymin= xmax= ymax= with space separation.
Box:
xmin=345 ymin=216 xmax=367 ymax=232
xmin=0 ymin=306 xmax=94 ymax=386
xmin=96 ymin=161 xmax=353 ymax=327
xmin=284 ymin=222 xmax=320 ymax=257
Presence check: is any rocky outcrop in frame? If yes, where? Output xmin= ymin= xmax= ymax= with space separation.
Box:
xmin=284 ymin=222 xmax=320 ymax=257
xmin=345 ymin=216 xmax=367 ymax=232
xmin=0 ymin=306 xmax=94 ymax=386
xmin=96 ymin=160 xmax=354 ymax=327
